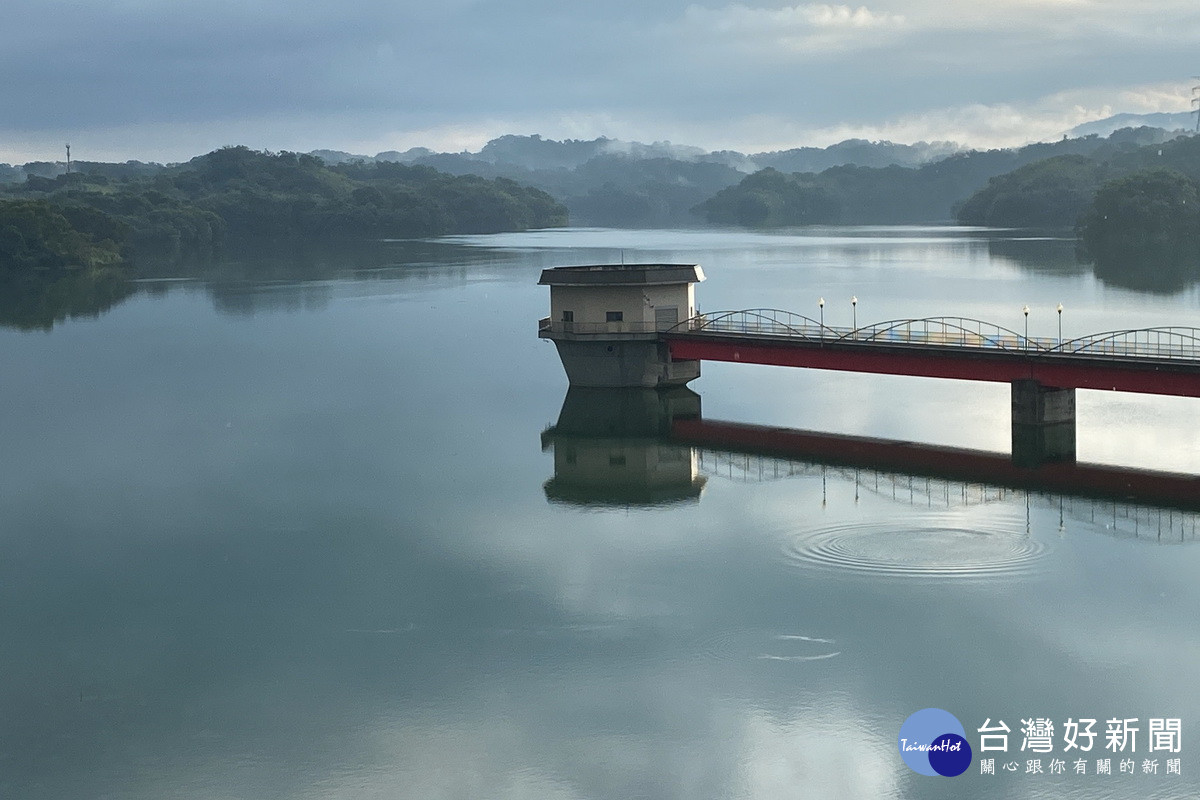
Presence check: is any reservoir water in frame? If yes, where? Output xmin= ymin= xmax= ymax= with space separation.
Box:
xmin=2 ymin=227 xmax=1198 ymax=798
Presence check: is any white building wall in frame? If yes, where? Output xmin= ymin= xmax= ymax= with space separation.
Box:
xmin=640 ymin=284 xmax=695 ymax=324
xmin=550 ymin=283 xmax=694 ymax=330
xmin=549 ymin=285 xmax=644 ymax=329
xmin=554 ymin=440 xmax=699 ymax=489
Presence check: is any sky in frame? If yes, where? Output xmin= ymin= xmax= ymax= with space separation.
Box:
xmin=3 ymin=0 xmax=1200 ymax=164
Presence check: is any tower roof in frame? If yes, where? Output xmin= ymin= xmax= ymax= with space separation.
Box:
xmin=538 ymin=263 xmax=705 ymax=287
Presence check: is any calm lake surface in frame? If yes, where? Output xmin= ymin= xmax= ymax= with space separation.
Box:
xmin=2 ymin=227 xmax=1198 ymax=799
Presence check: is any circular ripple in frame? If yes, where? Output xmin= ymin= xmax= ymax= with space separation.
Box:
xmin=781 ymin=520 xmax=1046 ymax=579
xmin=690 ymin=630 xmax=840 ymax=663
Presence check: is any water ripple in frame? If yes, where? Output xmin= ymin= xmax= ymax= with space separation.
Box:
xmin=781 ymin=517 xmax=1047 ymax=580
xmin=692 ymin=631 xmax=841 ymax=663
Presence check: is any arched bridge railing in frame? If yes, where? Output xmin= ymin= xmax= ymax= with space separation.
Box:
xmin=669 ymin=311 xmax=1200 ymax=362
xmin=678 ymin=309 xmax=837 ymax=339
xmin=675 ymin=311 xmax=1041 ymax=352
xmin=849 ymin=317 xmax=1034 ymax=351
xmin=1052 ymin=328 xmax=1200 ymax=360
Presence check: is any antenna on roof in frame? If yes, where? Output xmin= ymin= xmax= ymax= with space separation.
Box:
xmin=1192 ymin=79 xmax=1200 ymax=132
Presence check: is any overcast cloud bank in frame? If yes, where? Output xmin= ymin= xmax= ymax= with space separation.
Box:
xmin=2 ymin=1 xmax=1197 ymax=163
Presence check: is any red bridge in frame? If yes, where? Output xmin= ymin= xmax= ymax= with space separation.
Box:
xmin=536 ymin=264 xmax=1200 ymax=468
xmin=664 ymin=309 xmax=1200 ymax=397
xmin=658 ymin=309 xmax=1200 ymax=466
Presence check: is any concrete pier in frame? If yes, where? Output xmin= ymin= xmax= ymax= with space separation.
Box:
xmin=549 ymin=338 xmax=699 ymax=388
xmin=1011 ymin=379 xmax=1076 ymax=466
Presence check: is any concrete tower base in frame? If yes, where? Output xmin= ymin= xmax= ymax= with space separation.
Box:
xmin=551 ymin=339 xmax=700 ymax=388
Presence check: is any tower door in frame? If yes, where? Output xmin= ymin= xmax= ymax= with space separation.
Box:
xmin=655 ymin=306 xmax=679 ymax=330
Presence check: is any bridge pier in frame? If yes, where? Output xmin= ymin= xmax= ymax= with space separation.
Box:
xmin=1011 ymin=379 xmax=1076 ymax=467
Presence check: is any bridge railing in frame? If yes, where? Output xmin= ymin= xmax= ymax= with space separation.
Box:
xmin=543 ymin=309 xmax=1200 ymax=362
xmin=677 ymin=309 xmax=837 ymax=339
xmin=849 ymin=317 xmax=1035 ymax=351
xmin=678 ymin=312 xmax=1040 ymax=352
xmin=1052 ymin=327 xmax=1200 ymax=361
xmin=672 ymin=312 xmax=1200 ymax=362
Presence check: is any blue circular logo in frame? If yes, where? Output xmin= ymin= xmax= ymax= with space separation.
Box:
xmin=898 ymin=708 xmax=972 ymax=777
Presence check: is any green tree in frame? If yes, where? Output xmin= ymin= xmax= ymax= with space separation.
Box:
xmin=957 ymin=155 xmax=1108 ymax=227
xmin=0 ymin=200 xmax=122 ymax=276
xmin=694 ymin=168 xmax=841 ymax=226
xmin=1078 ymin=170 xmax=1200 ymax=291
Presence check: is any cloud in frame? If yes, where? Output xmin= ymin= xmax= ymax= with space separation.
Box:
xmin=684 ymin=3 xmax=904 ymax=32
xmin=3 ymin=1 xmax=1200 ymax=163
xmin=678 ymin=3 xmax=906 ymax=55
xmin=819 ymin=81 xmax=1193 ymax=149
xmin=619 ymin=81 xmax=1193 ymax=153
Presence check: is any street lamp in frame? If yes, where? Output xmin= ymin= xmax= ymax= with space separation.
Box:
xmin=1057 ymin=303 xmax=1063 ymax=344
xmin=1023 ymin=304 xmax=1030 ymax=349
xmin=851 ymin=295 xmax=858 ymax=335
xmin=818 ymin=297 xmax=825 ymax=338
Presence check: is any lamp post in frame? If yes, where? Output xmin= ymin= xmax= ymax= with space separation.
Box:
xmin=1023 ymin=305 xmax=1030 ymax=349
xmin=818 ymin=297 xmax=824 ymax=337
xmin=851 ymin=295 xmax=858 ymax=335
xmin=1057 ymin=303 xmax=1063 ymax=344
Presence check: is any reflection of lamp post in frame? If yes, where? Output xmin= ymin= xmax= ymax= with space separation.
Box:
xmin=1023 ymin=304 xmax=1030 ymax=349
xmin=818 ymin=297 xmax=824 ymax=337
xmin=851 ymin=295 xmax=858 ymax=334
xmin=1057 ymin=302 xmax=1063 ymax=344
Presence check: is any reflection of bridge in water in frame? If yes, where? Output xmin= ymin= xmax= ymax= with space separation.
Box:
xmin=695 ymin=451 xmax=1198 ymax=545
xmin=541 ymin=387 xmax=1200 ymax=544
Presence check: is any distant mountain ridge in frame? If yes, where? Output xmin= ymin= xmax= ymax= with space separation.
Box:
xmin=1069 ymin=112 xmax=1195 ymax=138
xmin=696 ymin=125 xmax=1192 ymax=227
xmin=308 ymin=134 xmax=964 ymax=175
xmin=4 ymin=119 xmax=1195 ymax=229
xmin=304 ymin=135 xmax=967 ymax=227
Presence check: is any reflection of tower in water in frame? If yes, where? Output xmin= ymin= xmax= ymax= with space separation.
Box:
xmin=540 ymin=386 xmax=1200 ymax=546
xmin=540 ymin=387 xmax=706 ymax=507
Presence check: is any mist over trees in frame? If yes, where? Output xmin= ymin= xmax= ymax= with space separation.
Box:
xmin=302 ymin=134 xmax=967 ymax=227
xmin=695 ymin=127 xmax=1186 ymax=227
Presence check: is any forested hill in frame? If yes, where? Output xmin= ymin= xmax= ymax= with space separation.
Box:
xmin=321 ymin=134 xmax=963 ymax=227
xmin=956 ymin=132 xmax=1200 ymax=228
xmin=693 ymin=127 xmax=1181 ymax=227
xmin=950 ymin=133 xmax=1200 ymax=291
xmin=0 ymin=146 xmax=567 ymax=274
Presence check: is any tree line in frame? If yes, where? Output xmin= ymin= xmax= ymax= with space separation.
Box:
xmin=0 ymin=146 xmax=568 ymax=278
xmin=693 ymin=128 xmax=1200 ymax=289
xmin=693 ymin=127 xmax=1179 ymax=227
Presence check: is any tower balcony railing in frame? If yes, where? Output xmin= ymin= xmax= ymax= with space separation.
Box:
xmin=539 ymin=318 xmax=678 ymax=336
